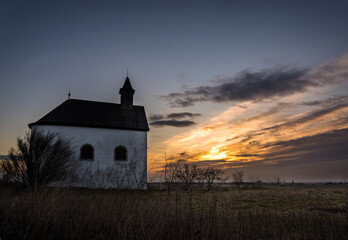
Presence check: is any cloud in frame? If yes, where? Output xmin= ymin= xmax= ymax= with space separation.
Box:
xmin=149 ymin=112 xmax=202 ymax=127
xmin=300 ymin=96 xmax=348 ymax=107
xmin=162 ymin=67 xmax=310 ymax=107
xmin=261 ymin=128 xmax=348 ymax=165
xmin=261 ymin=102 xmax=348 ymax=133
xmin=193 ymin=159 xmax=226 ymax=168
xmin=149 ymin=114 xmax=165 ymax=121
xmin=150 ymin=120 xmax=196 ymax=127
xmin=167 ymin=112 xmax=202 ymax=119
xmin=233 ymin=154 xmax=260 ymax=157
xmin=161 ymin=55 xmax=348 ymax=107
xmin=300 ymin=100 xmax=323 ymax=106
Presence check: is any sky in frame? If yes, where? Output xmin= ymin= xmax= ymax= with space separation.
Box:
xmin=1 ymin=0 xmax=348 ymax=182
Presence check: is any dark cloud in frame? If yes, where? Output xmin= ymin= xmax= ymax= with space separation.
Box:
xmin=232 ymin=154 xmax=260 ymax=157
xmin=149 ymin=114 xmax=164 ymax=121
xmin=193 ymin=159 xmax=226 ymax=168
xmin=167 ymin=112 xmax=202 ymax=119
xmin=262 ymin=128 xmax=348 ymax=165
xmin=149 ymin=112 xmax=202 ymax=127
xmin=261 ymin=102 xmax=348 ymax=133
xmin=230 ymin=102 xmax=348 ymax=150
xmin=150 ymin=112 xmax=201 ymax=121
xmin=162 ymin=67 xmax=313 ymax=107
xmin=226 ymin=136 xmax=243 ymax=141
xmin=300 ymin=96 xmax=348 ymax=107
xmin=163 ymin=58 xmax=348 ymax=107
xmin=300 ymin=100 xmax=323 ymax=106
xmin=231 ymin=128 xmax=348 ymax=169
xmin=150 ymin=120 xmax=196 ymax=127
xmin=195 ymin=159 xmax=226 ymax=164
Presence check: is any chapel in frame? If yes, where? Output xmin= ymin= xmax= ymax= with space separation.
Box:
xmin=28 ymin=77 xmax=149 ymax=189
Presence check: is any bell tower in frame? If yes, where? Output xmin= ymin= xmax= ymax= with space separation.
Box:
xmin=119 ymin=77 xmax=135 ymax=109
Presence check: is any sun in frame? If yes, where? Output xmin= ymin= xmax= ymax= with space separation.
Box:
xmin=199 ymin=145 xmax=228 ymax=160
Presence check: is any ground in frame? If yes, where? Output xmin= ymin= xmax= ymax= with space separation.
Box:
xmin=0 ymin=183 xmax=347 ymax=239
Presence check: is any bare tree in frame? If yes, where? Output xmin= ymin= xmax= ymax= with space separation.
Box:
xmin=2 ymin=130 xmax=74 ymax=190
xmin=232 ymin=170 xmax=244 ymax=188
xmin=175 ymin=162 xmax=200 ymax=191
xmin=128 ymin=148 xmax=147 ymax=189
xmin=163 ymin=153 xmax=181 ymax=192
xmin=1 ymin=149 xmax=26 ymax=184
xmin=199 ymin=167 xmax=224 ymax=191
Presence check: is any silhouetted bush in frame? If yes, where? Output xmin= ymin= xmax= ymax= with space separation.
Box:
xmin=1 ymin=130 xmax=74 ymax=190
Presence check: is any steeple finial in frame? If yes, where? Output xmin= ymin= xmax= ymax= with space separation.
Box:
xmin=127 ymin=69 xmax=128 ymax=77
xmin=68 ymin=90 xmax=71 ymax=100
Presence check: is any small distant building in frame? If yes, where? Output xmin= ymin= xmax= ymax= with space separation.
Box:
xmin=28 ymin=77 xmax=149 ymax=189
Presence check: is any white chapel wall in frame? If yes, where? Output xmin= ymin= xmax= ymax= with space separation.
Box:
xmin=31 ymin=125 xmax=147 ymax=189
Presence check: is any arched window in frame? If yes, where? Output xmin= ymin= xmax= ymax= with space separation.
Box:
xmin=80 ymin=144 xmax=94 ymax=160
xmin=114 ymin=146 xmax=127 ymax=161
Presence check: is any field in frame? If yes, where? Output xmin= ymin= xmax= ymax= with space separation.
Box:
xmin=0 ymin=184 xmax=347 ymax=240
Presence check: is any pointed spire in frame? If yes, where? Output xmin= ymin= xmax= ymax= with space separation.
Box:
xmin=119 ymin=76 xmax=135 ymax=94
xmin=119 ymin=76 xmax=135 ymax=109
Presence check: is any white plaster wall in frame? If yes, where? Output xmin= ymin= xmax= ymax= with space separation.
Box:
xmin=31 ymin=125 xmax=147 ymax=189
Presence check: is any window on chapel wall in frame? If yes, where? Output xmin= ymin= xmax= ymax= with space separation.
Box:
xmin=80 ymin=144 xmax=94 ymax=160
xmin=114 ymin=146 xmax=127 ymax=161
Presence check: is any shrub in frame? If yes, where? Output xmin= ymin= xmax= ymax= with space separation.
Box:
xmin=1 ymin=130 xmax=74 ymax=189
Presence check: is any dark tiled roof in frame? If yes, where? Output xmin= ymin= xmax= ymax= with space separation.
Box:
xmin=29 ymin=99 xmax=149 ymax=131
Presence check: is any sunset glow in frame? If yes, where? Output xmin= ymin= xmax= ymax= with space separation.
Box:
xmin=148 ymin=55 xmax=348 ymax=180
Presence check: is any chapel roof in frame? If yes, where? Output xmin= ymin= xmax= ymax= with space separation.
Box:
xmin=28 ymin=99 xmax=149 ymax=131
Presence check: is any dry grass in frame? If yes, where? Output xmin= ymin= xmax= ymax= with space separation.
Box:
xmin=0 ymin=184 xmax=347 ymax=239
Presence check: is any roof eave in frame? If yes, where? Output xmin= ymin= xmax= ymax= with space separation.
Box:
xmin=28 ymin=122 xmax=150 ymax=132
